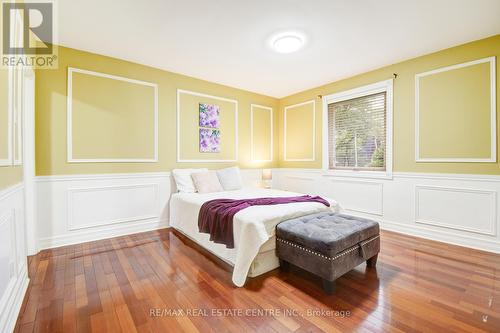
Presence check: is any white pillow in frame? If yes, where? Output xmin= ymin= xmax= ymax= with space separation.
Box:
xmin=216 ymin=166 xmax=243 ymax=191
xmin=172 ymin=168 xmax=208 ymax=192
xmin=191 ymin=171 xmax=223 ymax=193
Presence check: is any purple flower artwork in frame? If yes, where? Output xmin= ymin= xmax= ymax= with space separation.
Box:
xmin=199 ymin=128 xmax=221 ymax=153
xmin=199 ymin=103 xmax=220 ymax=128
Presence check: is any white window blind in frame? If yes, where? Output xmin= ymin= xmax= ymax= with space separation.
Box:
xmin=328 ymin=92 xmax=386 ymax=170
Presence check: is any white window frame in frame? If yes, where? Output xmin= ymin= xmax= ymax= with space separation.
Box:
xmin=322 ymin=79 xmax=393 ymax=179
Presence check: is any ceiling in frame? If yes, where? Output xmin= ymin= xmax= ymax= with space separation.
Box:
xmin=57 ymin=0 xmax=500 ymax=98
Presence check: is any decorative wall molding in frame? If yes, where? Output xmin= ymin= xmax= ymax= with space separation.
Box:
xmin=415 ymin=56 xmax=496 ymax=163
xmin=250 ymin=104 xmax=273 ymax=163
xmin=286 ymin=175 xmax=315 ymax=181
xmin=35 ymin=170 xmax=264 ymax=250
xmin=0 ymin=209 xmax=17 ymax=283
xmin=415 ymin=185 xmax=496 ymax=236
xmin=272 ymin=168 xmax=500 ymax=254
xmin=393 ymin=171 xmax=500 ymax=182
xmin=67 ymin=183 xmax=160 ymax=231
xmin=0 ymin=183 xmax=24 ymax=202
xmin=331 ymin=179 xmax=384 ymax=216
xmin=38 ymin=219 xmax=169 ymax=250
xmin=273 ymin=168 xmax=323 ymax=174
xmin=0 ymin=264 xmax=28 ymax=333
xmin=381 ymin=218 xmax=500 ymax=254
xmin=274 ymin=169 xmax=500 ymax=182
xmin=284 ymin=100 xmax=316 ymax=162
xmin=67 ymin=67 xmax=159 ymax=163
xmin=0 ymin=67 xmax=14 ymax=166
xmin=32 ymin=168 xmax=500 ymax=256
xmin=176 ymin=89 xmax=238 ymax=163
xmin=37 ymin=172 xmax=171 ymax=250
xmin=35 ymin=172 xmax=171 ymax=182
xmin=0 ymin=183 xmax=28 ymax=333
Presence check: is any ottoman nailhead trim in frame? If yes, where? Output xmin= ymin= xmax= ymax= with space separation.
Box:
xmin=277 ymin=235 xmax=380 ymax=261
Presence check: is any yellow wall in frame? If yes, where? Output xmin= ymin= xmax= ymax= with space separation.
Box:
xmin=36 ymin=46 xmax=279 ymax=175
xmin=418 ymin=61 xmax=492 ymax=159
xmin=0 ymin=167 xmax=23 ymax=190
xmin=0 ymin=7 xmax=24 ymax=191
xmin=0 ymin=68 xmax=23 ymax=191
xmin=70 ymin=69 xmax=157 ymax=160
xmin=279 ymin=34 xmax=500 ymax=174
xmin=34 ymin=35 xmax=500 ymax=176
xmin=0 ymin=69 xmax=9 ymax=161
xmin=178 ymin=91 xmax=237 ymax=161
xmin=284 ymin=101 xmax=315 ymax=161
xmin=251 ymin=105 xmax=273 ymax=162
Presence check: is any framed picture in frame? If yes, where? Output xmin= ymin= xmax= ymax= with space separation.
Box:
xmin=199 ymin=128 xmax=221 ymax=153
xmin=199 ymin=103 xmax=220 ymax=128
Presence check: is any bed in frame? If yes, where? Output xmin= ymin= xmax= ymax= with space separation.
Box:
xmin=169 ymin=187 xmax=340 ymax=286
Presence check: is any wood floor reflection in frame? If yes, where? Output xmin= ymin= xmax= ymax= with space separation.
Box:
xmin=14 ymin=228 xmax=500 ymax=332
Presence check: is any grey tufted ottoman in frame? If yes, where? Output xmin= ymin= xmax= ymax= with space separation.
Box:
xmin=276 ymin=212 xmax=380 ymax=293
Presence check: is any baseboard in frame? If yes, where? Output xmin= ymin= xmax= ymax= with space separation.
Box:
xmin=38 ymin=218 xmax=169 ymax=250
xmin=0 ymin=264 xmax=29 ymax=333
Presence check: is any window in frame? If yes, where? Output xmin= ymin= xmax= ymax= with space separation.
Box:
xmin=322 ymin=80 xmax=393 ymax=177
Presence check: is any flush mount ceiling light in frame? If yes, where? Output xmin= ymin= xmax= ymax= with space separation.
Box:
xmin=269 ymin=31 xmax=307 ymax=54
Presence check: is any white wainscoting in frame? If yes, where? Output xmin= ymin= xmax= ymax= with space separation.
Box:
xmin=415 ymin=185 xmax=496 ymax=236
xmin=36 ymin=172 xmax=171 ymax=250
xmin=325 ymin=178 xmax=384 ymax=216
xmin=272 ymin=169 xmax=500 ymax=254
xmin=0 ymin=183 xmax=29 ymax=333
xmin=68 ymin=184 xmax=160 ymax=231
xmin=36 ymin=169 xmax=264 ymax=250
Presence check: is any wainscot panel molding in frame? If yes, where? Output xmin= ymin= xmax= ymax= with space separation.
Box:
xmin=272 ymin=169 xmax=500 ymax=254
xmin=35 ymin=172 xmax=171 ymax=182
xmin=36 ymin=169 xmax=264 ymax=250
xmin=415 ymin=185 xmax=496 ymax=236
xmin=0 ymin=183 xmax=29 ymax=333
xmin=35 ymin=168 xmax=500 ymax=254
xmin=67 ymin=183 xmax=161 ymax=231
xmin=329 ymin=179 xmax=384 ymax=216
xmin=36 ymin=173 xmax=171 ymax=250
xmin=250 ymin=104 xmax=273 ymax=163
xmin=415 ymin=57 xmax=496 ymax=163
xmin=283 ymin=100 xmax=316 ymax=162
xmin=176 ymin=89 xmax=238 ymax=163
xmin=67 ymin=67 xmax=159 ymax=163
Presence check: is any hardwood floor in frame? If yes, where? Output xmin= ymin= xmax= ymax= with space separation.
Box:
xmin=14 ymin=228 xmax=500 ymax=333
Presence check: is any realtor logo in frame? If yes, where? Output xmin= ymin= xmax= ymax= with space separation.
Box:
xmin=2 ymin=0 xmax=57 ymax=68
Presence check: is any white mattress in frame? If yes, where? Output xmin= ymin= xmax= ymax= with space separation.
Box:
xmin=169 ymin=187 xmax=340 ymax=286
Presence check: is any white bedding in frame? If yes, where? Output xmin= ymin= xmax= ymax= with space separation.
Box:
xmin=169 ymin=187 xmax=340 ymax=286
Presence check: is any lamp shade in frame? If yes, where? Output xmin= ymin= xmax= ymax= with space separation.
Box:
xmin=262 ymin=169 xmax=272 ymax=181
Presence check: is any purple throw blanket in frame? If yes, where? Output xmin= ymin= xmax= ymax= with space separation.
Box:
xmin=198 ymin=195 xmax=330 ymax=248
